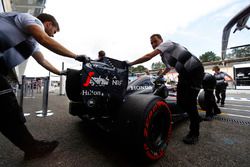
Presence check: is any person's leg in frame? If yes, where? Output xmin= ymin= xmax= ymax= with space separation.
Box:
xmin=215 ymin=87 xmax=221 ymax=103
xmin=0 ymin=121 xmax=36 ymax=152
xmin=203 ymin=90 xmax=214 ymax=121
xmin=0 ymin=74 xmax=35 ymax=151
xmin=220 ymin=87 xmax=227 ymax=106
xmin=186 ymin=88 xmax=201 ymax=136
xmin=0 ymin=75 xmax=58 ymax=160
xmin=177 ymin=78 xmax=201 ymax=144
xmin=212 ymin=91 xmax=221 ymax=115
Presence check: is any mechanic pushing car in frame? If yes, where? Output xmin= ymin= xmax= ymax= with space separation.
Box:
xmin=0 ymin=12 xmax=84 ymax=160
xmin=129 ymin=34 xmax=204 ymax=144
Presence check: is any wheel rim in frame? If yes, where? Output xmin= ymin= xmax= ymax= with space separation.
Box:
xmin=149 ymin=111 xmax=168 ymax=149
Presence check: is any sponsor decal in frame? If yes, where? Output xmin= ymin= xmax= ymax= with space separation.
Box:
xmin=82 ymin=72 xmax=123 ymax=87
xmin=111 ymin=76 xmax=123 ymax=86
xmin=128 ymin=76 xmax=157 ymax=91
xmin=128 ymin=85 xmax=152 ymax=91
xmin=83 ymin=71 xmax=95 ymax=87
xmin=90 ymin=76 xmax=109 ymax=86
xmin=82 ymin=90 xmax=104 ymax=96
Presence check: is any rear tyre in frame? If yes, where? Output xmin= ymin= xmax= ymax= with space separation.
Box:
xmin=65 ymin=69 xmax=82 ymax=102
xmin=117 ymin=95 xmax=172 ymax=161
xmin=198 ymin=90 xmax=205 ymax=110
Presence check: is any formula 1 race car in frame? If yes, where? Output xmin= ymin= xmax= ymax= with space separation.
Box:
xmin=126 ymin=75 xmax=188 ymax=123
xmin=65 ymin=57 xmax=173 ymax=161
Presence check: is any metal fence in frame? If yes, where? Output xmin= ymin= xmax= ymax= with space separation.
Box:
xmin=19 ymin=75 xmax=53 ymax=117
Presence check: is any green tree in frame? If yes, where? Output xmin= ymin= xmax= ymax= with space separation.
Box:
xmin=151 ymin=61 xmax=165 ymax=70
xmin=130 ymin=65 xmax=148 ymax=73
xmin=199 ymin=51 xmax=221 ymax=62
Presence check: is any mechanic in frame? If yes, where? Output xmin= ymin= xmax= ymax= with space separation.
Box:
xmin=0 ymin=12 xmax=84 ymax=160
xmin=145 ymin=69 xmax=150 ymax=75
xmin=156 ymin=68 xmax=166 ymax=82
xmin=129 ymin=34 xmax=204 ymax=144
xmin=212 ymin=65 xmax=233 ymax=107
xmin=202 ymin=73 xmax=221 ymax=121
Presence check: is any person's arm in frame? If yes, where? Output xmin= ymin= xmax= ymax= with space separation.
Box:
xmin=32 ymin=51 xmax=61 ymax=75
xmin=129 ymin=49 xmax=161 ymax=66
xmin=157 ymin=67 xmax=171 ymax=78
xmin=25 ymin=24 xmax=77 ymax=59
xmin=224 ymin=72 xmax=233 ymax=81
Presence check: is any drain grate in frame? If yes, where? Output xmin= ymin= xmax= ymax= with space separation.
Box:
xmin=213 ymin=116 xmax=250 ymax=126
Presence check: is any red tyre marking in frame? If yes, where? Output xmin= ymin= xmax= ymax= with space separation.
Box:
xmin=143 ymin=101 xmax=172 ymax=160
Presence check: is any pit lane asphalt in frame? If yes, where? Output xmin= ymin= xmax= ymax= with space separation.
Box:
xmin=0 ymin=92 xmax=250 ymax=167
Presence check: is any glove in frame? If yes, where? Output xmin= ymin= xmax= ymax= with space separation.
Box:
xmin=75 ymin=55 xmax=90 ymax=63
xmin=59 ymin=70 xmax=67 ymax=75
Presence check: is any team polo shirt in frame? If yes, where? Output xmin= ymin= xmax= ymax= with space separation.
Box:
xmin=0 ymin=12 xmax=44 ymax=69
xmin=155 ymin=40 xmax=174 ymax=70
xmin=155 ymin=40 xmax=202 ymax=74
xmin=214 ymin=71 xmax=230 ymax=86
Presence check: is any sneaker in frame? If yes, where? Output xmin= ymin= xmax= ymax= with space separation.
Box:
xmin=182 ymin=134 xmax=199 ymax=144
xmin=24 ymin=140 xmax=59 ymax=160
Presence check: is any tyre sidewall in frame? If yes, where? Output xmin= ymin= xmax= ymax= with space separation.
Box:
xmin=139 ymin=99 xmax=172 ymax=161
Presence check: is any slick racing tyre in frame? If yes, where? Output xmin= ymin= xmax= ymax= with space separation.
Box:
xmin=65 ymin=69 xmax=82 ymax=102
xmin=117 ymin=95 xmax=172 ymax=161
xmin=198 ymin=90 xmax=205 ymax=110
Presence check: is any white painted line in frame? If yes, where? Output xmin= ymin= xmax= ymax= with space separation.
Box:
xmin=226 ymin=97 xmax=250 ymax=102
xmin=222 ymin=113 xmax=250 ymax=119
xmin=225 ymin=104 xmax=250 ymax=108
xmin=220 ymin=107 xmax=250 ymax=113
xmin=198 ymin=109 xmax=250 ymax=119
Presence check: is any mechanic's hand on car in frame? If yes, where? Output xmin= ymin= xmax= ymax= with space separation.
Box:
xmin=75 ymin=55 xmax=90 ymax=63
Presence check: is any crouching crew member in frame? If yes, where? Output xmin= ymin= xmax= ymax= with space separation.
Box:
xmin=202 ymin=73 xmax=221 ymax=121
